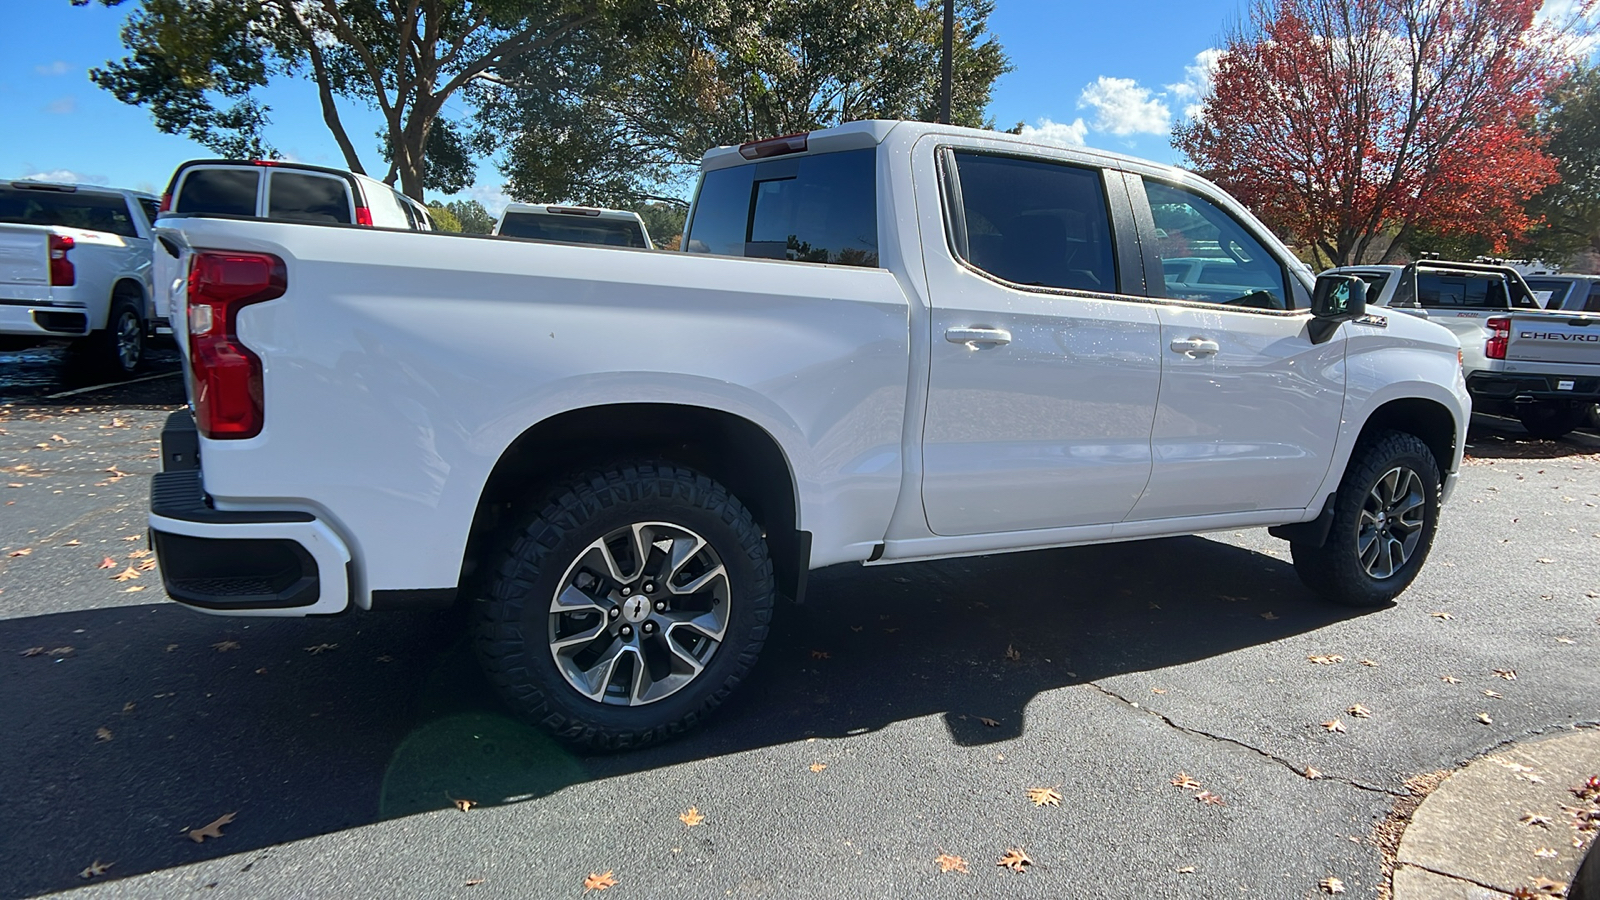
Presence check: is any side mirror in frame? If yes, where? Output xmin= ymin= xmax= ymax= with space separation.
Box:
xmin=1308 ymin=274 xmax=1367 ymax=344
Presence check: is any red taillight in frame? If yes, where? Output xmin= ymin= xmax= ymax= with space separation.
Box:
xmin=186 ymin=252 xmax=285 ymax=440
xmin=355 ymin=207 xmax=373 ymax=227
xmin=1485 ymin=316 xmax=1510 ymax=360
xmin=48 ymin=234 xmax=75 ymax=286
xmin=158 ymin=192 xmax=171 ymax=213
xmin=252 ymin=159 xmax=280 ymax=167
xmin=738 ymin=132 xmax=809 ymax=159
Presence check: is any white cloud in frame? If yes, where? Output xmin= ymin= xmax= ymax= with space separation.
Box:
xmin=45 ymin=96 xmax=76 ymax=115
xmin=1078 ymin=76 xmax=1171 ymax=136
xmin=34 ymin=61 xmax=72 ymax=76
xmin=1535 ymin=0 xmax=1600 ymax=59
xmin=1166 ymin=48 xmax=1225 ymax=121
xmin=1016 ymin=117 xmax=1089 ymax=148
xmin=466 ymin=183 xmax=513 ymax=217
xmin=19 ymin=168 xmax=110 ymax=186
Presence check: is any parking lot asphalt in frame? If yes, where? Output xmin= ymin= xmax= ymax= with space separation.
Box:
xmin=2 ymin=346 xmax=1597 ymax=899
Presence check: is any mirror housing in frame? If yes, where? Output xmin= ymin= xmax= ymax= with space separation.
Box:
xmin=1308 ymin=274 xmax=1367 ymax=343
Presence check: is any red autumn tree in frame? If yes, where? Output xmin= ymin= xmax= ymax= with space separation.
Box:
xmin=1174 ymin=0 xmax=1577 ymax=267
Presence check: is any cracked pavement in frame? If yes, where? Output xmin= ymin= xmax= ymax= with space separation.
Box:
xmin=1 ymin=348 xmax=1598 ymax=899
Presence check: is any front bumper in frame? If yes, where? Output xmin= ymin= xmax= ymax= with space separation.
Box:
xmin=148 ymin=410 xmax=351 ymax=616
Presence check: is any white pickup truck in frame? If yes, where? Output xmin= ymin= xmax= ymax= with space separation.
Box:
xmin=1327 ymin=261 xmax=1600 ymax=439
xmin=0 ymin=180 xmax=160 ymax=375
xmin=148 ymin=121 xmax=1471 ymax=749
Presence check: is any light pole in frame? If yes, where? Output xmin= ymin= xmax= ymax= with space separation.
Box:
xmin=939 ymin=0 xmax=954 ymax=125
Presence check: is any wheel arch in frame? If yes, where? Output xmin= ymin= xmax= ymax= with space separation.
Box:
xmin=109 ymin=277 xmax=150 ymax=328
xmin=458 ymin=403 xmax=808 ymax=606
xmin=1353 ymin=396 xmax=1458 ymax=479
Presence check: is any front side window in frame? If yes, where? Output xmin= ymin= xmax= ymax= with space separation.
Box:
xmin=267 ymin=172 xmax=352 ymax=225
xmin=1143 ymin=180 xmax=1289 ymax=310
xmin=946 ymin=152 xmax=1118 ymax=293
xmin=684 ymin=148 xmax=879 ymax=267
xmin=175 ymin=168 xmax=260 ymax=218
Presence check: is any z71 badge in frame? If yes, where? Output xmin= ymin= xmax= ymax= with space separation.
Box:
xmin=1354 ymin=314 xmax=1388 ymax=328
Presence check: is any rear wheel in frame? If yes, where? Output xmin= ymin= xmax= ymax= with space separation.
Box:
xmin=1290 ymin=431 xmax=1441 ymax=607
xmin=72 ymin=294 xmax=144 ymax=378
xmin=475 ymin=462 xmax=774 ymax=751
xmin=1517 ymin=401 xmax=1587 ymax=440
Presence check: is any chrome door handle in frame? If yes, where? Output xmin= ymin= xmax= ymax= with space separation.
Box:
xmin=946 ymin=326 xmax=1012 ymax=346
xmin=1169 ymin=337 xmax=1219 ymax=356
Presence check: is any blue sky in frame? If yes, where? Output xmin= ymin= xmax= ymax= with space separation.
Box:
xmin=2 ymin=0 xmax=1244 ymax=213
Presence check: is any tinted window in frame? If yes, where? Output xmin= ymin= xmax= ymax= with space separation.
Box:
xmin=1525 ymin=278 xmax=1572 ymax=310
xmin=0 ymin=187 xmax=140 ymax=237
xmin=684 ymin=148 xmax=879 ymax=266
xmin=1143 ymin=180 xmax=1289 ymax=309
xmin=138 ymin=198 xmax=159 ymax=226
xmin=267 ymin=172 xmax=352 ymax=224
xmin=175 ymin=168 xmax=259 ymax=217
xmin=1346 ymin=271 xmax=1392 ymax=300
xmin=499 ymin=214 xmax=648 ymax=247
xmin=1417 ymin=273 xmax=1505 ymax=309
xmin=948 ymin=153 xmax=1117 ymax=293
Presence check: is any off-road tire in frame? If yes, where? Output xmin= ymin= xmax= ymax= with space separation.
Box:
xmin=1517 ymin=401 xmax=1586 ymax=441
xmin=1290 ymin=430 xmax=1441 ymax=607
xmin=475 ymin=462 xmax=774 ymax=751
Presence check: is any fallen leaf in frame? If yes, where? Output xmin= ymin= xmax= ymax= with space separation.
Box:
xmin=212 ymin=640 xmax=240 ymax=652
xmin=1260 ymin=611 xmax=1279 ymax=620
xmin=97 ymin=557 xmax=116 ymax=569
xmin=464 ymin=878 xmax=485 ymax=887
xmin=1321 ymin=720 xmax=1347 ymax=734
xmin=453 ymin=798 xmax=476 ymax=812
xmin=1536 ymin=557 xmax=1554 ymax=564
xmin=583 ymin=871 xmax=618 ymax=892
xmin=1478 ymin=712 xmax=1494 ymax=725
xmin=1535 ymin=848 xmax=1558 ymax=858
xmin=127 ymin=549 xmax=151 ymax=559
xmin=1171 ymin=772 xmax=1202 ymax=790
xmin=1025 ymin=787 xmax=1062 ymax=807
xmin=1321 ymin=876 xmax=1346 ymax=894
xmin=138 ymin=559 xmax=157 ymax=571
xmin=1304 ymin=766 xmax=1324 ymax=780
xmin=120 ymin=533 xmax=138 ymax=540
xmin=809 ymin=763 xmax=826 ymax=773
xmin=95 ymin=727 xmax=112 ymax=742
xmin=304 ymin=643 xmax=338 ymax=654
xmin=187 ymin=812 xmax=236 ymax=843
xmin=1484 ymin=690 xmax=1503 ymax=699
xmin=1520 ymin=813 xmax=1552 ymax=828
xmin=79 ymin=860 xmax=112 ymax=879
xmin=1493 ymin=668 xmax=1518 ymax=680
xmin=978 ymin=717 xmax=999 ymax=727
xmin=1556 ymin=637 xmax=1575 ymax=644
xmin=122 ymin=586 xmax=145 ymax=593
xmin=934 ymin=853 xmax=968 ymax=873
xmin=48 ymin=646 xmax=74 ymax=656
xmin=1308 ymin=654 xmax=1345 ymax=665
xmin=1441 ymin=675 xmax=1462 ymax=684
xmin=1004 ymin=644 xmax=1021 ymax=662
xmin=1347 ymin=704 xmax=1372 ymax=719
xmin=1430 ymin=611 xmax=1454 ymax=620
xmin=810 ymin=649 xmax=829 ymax=660
xmin=1177 ymin=866 xmax=1196 ymax=874
xmin=112 ymin=567 xmax=140 ymax=582
xmin=63 ymin=540 xmax=80 ymax=547
xmin=1359 ymin=659 xmax=1379 ymax=667
xmin=165 ymin=644 xmax=178 ymax=652
xmin=122 ymin=702 xmax=135 ymax=713
xmin=1531 ymin=876 xmax=1566 ymax=894
xmin=20 ymin=647 xmax=44 ymax=657
xmin=996 ymin=848 xmax=1032 ymax=873
xmin=679 ymin=807 xmax=704 ymax=827
xmin=7 ymin=548 xmax=31 ymax=557
xmin=1195 ymin=790 xmax=1225 ymax=806
xmin=1151 ymin=687 xmax=1168 ymax=694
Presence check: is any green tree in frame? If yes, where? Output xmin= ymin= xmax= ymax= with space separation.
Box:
xmin=426 ymin=200 xmax=463 ymax=232
xmin=487 ymin=0 xmax=1010 ymax=205
xmin=1521 ymin=65 xmax=1600 ymax=265
xmin=80 ymin=0 xmax=625 ymax=200
xmin=632 ymin=201 xmax=687 ymax=246
xmin=442 ymin=198 xmax=496 ymax=233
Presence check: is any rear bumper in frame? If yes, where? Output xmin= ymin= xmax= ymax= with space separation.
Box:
xmin=0 ymin=300 xmax=90 ymax=337
xmin=148 ymin=411 xmax=351 ymax=616
xmin=1467 ymin=371 xmax=1600 ymax=403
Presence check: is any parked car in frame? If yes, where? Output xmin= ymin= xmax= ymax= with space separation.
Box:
xmin=160 ymin=160 xmax=433 ymax=231
xmin=1525 ymin=273 xmax=1600 ymax=313
xmin=494 ymin=203 xmax=652 ymax=248
xmin=148 ymin=120 xmax=1470 ymax=749
xmin=0 ymin=180 xmax=160 ymax=375
xmin=1326 ymin=260 xmax=1599 ymax=439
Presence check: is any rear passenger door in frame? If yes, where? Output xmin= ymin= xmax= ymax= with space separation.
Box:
xmin=919 ymin=147 xmax=1161 ymax=535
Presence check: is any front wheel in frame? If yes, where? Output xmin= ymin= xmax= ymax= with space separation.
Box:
xmin=475 ymin=462 xmax=774 ymax=751
xmin=1290 ymin=431 xmax=1441 ymax=607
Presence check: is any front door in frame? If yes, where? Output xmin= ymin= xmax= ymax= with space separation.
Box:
xmin=1126 ymin=176 xmax=1346 ymax=520
xmin=920 ymin=150 xmax=1162 ymax=536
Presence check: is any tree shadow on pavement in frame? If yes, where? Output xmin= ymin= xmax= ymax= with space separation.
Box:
xmin=0 ymin=535 xmax=1365 ymax=897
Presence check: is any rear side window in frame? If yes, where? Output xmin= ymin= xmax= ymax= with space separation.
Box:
xmin=0 ymin=187 xmax=141 ymax=237
xmin=499 ymin=214 xmax=647 ymax=248
xmin=175 ymin=168 xmax=260 ymax=217
xmin=267 ymin=172 xmax=352 ymax=224
xmin=138 ymin=198 xmax=159 ymax=226
xmin=947 ymin=152 xmax=1117 ymax=293
xmin=1417 ymin=274 xmax=1505 ymax=309
xmin=684 ymin=148 xmax=879 ymax=266
xmin=1525 ymin=278 xmax=1572 ymax=310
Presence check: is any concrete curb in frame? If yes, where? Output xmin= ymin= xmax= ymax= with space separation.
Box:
xmin=1394 ymin=729 xmax=1600 ymax=900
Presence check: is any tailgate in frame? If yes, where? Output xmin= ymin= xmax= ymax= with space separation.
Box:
xmin=1508 ymin=315 xmax=1600 ymax=366
xmin=0 ymin=225 xmax=47 ymax=289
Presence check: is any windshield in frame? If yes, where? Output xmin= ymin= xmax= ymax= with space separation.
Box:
xmin=0 ymin=187 xmax=139 ymax=237
xmin=499 ymin=213 xmax=648 ymax=248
